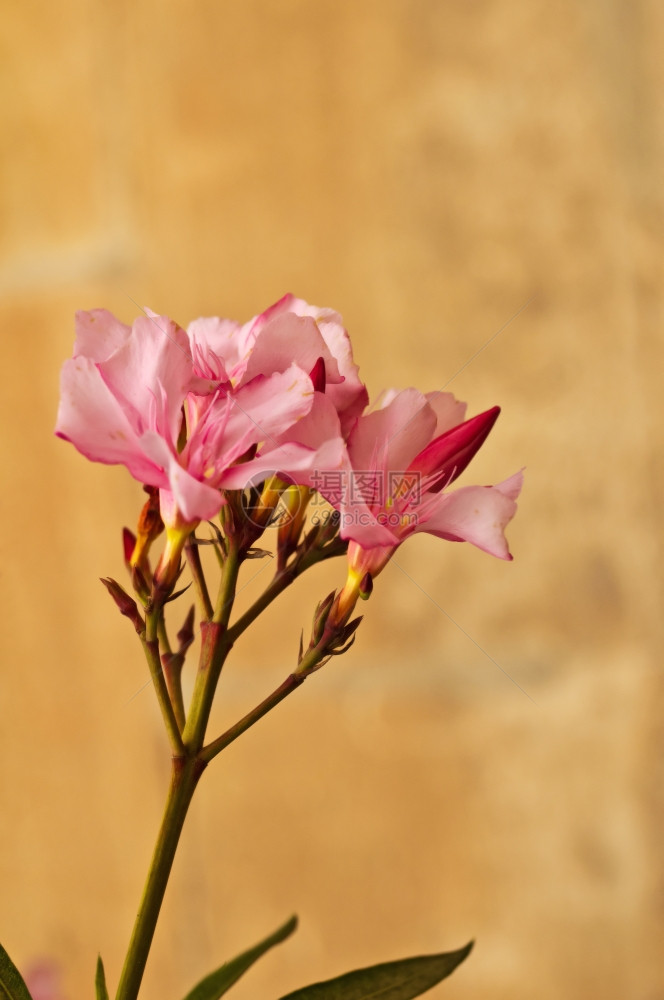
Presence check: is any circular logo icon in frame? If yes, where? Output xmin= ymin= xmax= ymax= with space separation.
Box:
xmin=239 ymin=471 xmax=306 ymax=530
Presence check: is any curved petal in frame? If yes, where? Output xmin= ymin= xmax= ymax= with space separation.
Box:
xmin=348 ymin=388 xmax=436 ymax=472
xmin=165 ymin=457 xmax=224 ymax=522
xmin=288 ymin=298 xmax=369 ymax=434
xmin=218 ymin=437 xmax=346 ymax=491
xmin=494 ymin=469 xmax=524 ymax=501
xmin=98 ymin=313 xmax=192 ymax=444
xmin=242 ymin=312 xmax=342 ymax=386
xmin=244 ymin=292 xmax=297 ymax=337
xmin=55 ymin=357 xmax=166 ymax=487
xmin=338 ymin=511 xmax=400 ymax=548
xmin=222 ymin=364 xmax=315 ymax=459
xmin=272 ymin=393 xmax=342 ymax=450
xmin=220 ymin=435 xmax=396 ymax=546
xmin=137 ymin=433 xmax=224 ymax=522
xmin=425 ymin=391 xmax=467 ymax=436
xmin=415 ymin=474 xmax=522 ymax=559
xmin=74 ymin=308 xmax=131 ymax=362
xmin=187 ymin=315 xmax=246 ymax=382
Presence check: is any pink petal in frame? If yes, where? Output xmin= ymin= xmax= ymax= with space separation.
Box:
xmin=416 ymin=474 xmax=522 ymax=559
xmin=219 ymin=436 xmax=347 ymax=490
xmin=242 ymin=312 xmax=342 ymax=386
xmin=271 ymin=393 xmax=342 ymax=451
xmin=337 ymin=511 xmax=400 ymax=548
xmin=245 ymin=292 xmax=297 ymax=336
xmin=98 ymin=313 xmax=192 ymax=444
xmin=221 ymin=435 xmax=399 ymax=546
xmin=184 ymin=364 xmax=315 ymax=486
xmin=74 ymin=308 xmax=131 ymax=361
xmin=425 ymin=391 xmax=467 ymax=436
xmin=294 ymin=301 xmax=369 ymax=434
xmin=163 ymin=458 xmax=224 ymax=522
xmin=55 ymin=357 xmax=166 ymax=486
xmin=494 ymin=468 xmax=524 ymax=501
xmin=187 ymin=315 xmax=248 ymax=383
xmin=348 ymin=388 xmax=437 ymax=472
xmin=137 ymin=436 xmax=224 ymax=524
xmin=221 ymin=364 xmax=316 ymax=459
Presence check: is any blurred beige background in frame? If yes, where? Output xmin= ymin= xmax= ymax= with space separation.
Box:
xmin=1 ymin=2 xmax=663 ymax=998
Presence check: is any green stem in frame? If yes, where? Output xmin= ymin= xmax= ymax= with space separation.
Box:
xmin=201 ymin=673 xmax=305 ymax=762
xmin=115 ymin=530 xmax=344 ymax=996
xmin=226 ymin=566 xmax=296 ymax=645
xmin=185 ymin=535 xmax=214 ymax=622
xmin=162 ymin=655 xmax=186 ymax=733
xmin=156 ymin=612 xmax=172 ymax=656
xmin=226 ymin=537 xmax=347 ymax=646
xmin=182 ymin=543 xmax=240 ymax=750
xmin=142 ymin=614 xmax=184 ymax=755
xmin=200 ymin=638 xmax=330 ymax=763
xmin=156 ymin=612 xmax=187 ymax=732
xmin=114 ymin=754 xmax=205 ymax=1000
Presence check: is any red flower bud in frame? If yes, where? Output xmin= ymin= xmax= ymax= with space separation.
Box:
xmin=122 ymin=528 xmax=136 ymax=567
xmin=358 ymin=572 xmax=373 ymax=600
xmin=100 ymin=578 xmax=144 ymax=634
xmin=411 ymin=406 xmax=500 ymax=491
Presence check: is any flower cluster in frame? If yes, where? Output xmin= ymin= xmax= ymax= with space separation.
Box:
xmin=56 ymin=294 xmax=522 ymax=628
xmin=51 ymin=294 xmax=522 ymax=997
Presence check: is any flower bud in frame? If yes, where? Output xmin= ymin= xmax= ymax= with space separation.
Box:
xmin=154 ymin=525 xmax=190 ymax=599
xmin=311 ymin=590 xmax=336 ymax=645
xmin=131 ymin=563 xmax=150 ymax=603
xmin=123 ymin=528 xmax=137 ymax=567
xmin=336 ymin=615 xmax=362 ymax=650
xmin=100 ymin=578 xmax=145 ymax=634
xmin=130 ymin=486 xmax=164 ymax=576
xmin=152 ymin=491 xmax=200 ymax=600
xmin=277 ymin=485 xmax=310 ymax=560
xmin=358 ymin=572 xmax=373 ymax=600
xmin=417 ymin=406 xmax=501 ymax=491
xmin=314 ymin=507 xmax=341 ymax=546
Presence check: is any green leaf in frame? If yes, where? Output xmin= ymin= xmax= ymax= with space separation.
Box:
xmin=181 ymin=915 xmax=298 ymax=1000
xmin=277 ymin=941 xmax=474 ymax=1000
xmin=95 ymin=955 xmax=110 ymax=1000
xmin=0 ymin=941 xmax=34 ymax=1000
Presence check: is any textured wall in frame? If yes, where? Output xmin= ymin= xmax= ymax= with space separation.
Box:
xmin=1 ymin=2 xmax=662 ymax=998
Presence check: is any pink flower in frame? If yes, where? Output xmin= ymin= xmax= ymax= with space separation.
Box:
xmin=324 ymin=388 xmax=522 ymax=619
xmin=55 ymin=305 xmax=342 ymax=523
xmin=186 ymin=293 xmax=368 ymax=438
xmin=23 ymin=959 xmax=65 ymax=1000
xmin=56 ymin=298 xmax=371 ymax=583
xmin=189 ymin=295 xmax=372 ymax=505
xmin=57 ymin=297 xmax=367 ymax=522
xmin=55 ymin=307 xmax=321 ymax=584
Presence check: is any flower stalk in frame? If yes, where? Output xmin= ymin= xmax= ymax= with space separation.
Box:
xmin=54 ymin=292 xmax=522 ymax=1000
xmin=114 ymin=754 xmax=205 ymax=1000
xmin=141 ymin=609 xmax=185 ymax=756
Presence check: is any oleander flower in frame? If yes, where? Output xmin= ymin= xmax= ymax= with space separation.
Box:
xmin=55 ymin=308 xmax=316 ymax=528
xmin=187 ymin=293 xmax=368 ymax=438
xmin=325 ymin=388 xmax=523 ymax=621
xmin=56 ymin=298 xmax=370 ymax=584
